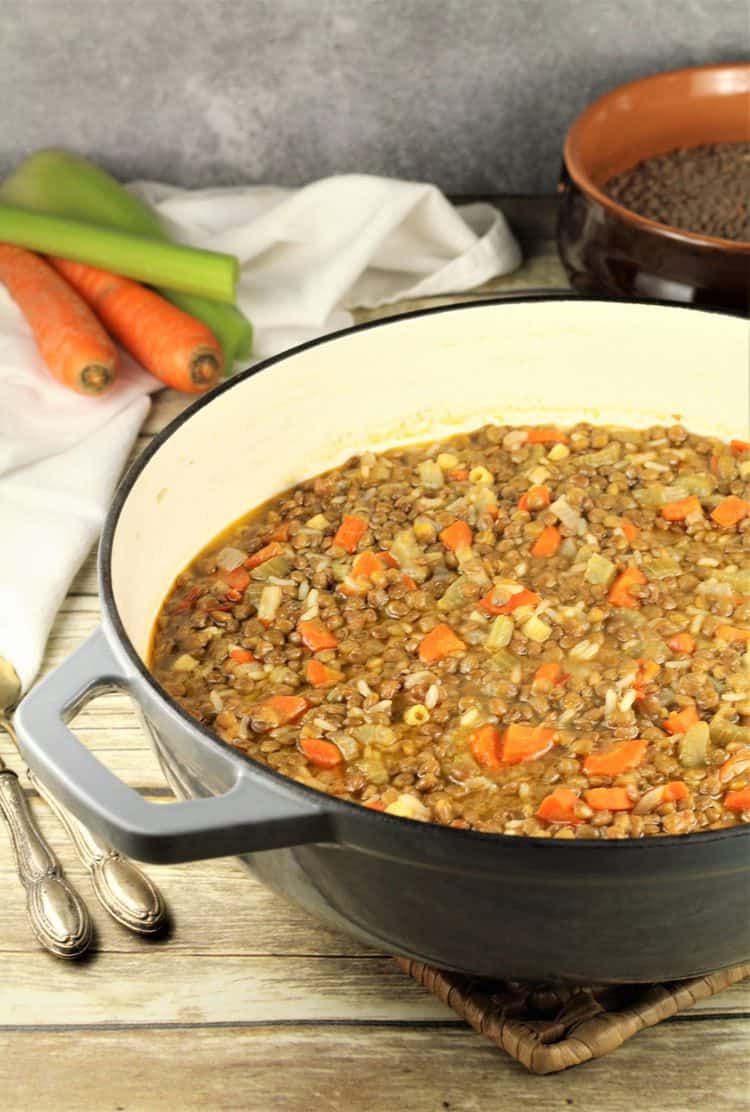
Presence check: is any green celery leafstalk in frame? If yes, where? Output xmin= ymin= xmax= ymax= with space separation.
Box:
xmin=0 ymin=202 xmax=238 ymax=303
xmin=0 ymin=150 xmax=252 ymax=366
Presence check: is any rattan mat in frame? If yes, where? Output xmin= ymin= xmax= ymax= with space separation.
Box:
xmin=397 ymin=957 xmax=750 ymax=1073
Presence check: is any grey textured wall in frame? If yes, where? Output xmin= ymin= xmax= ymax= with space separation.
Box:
xmin=2 ymin=0 xmax=746 ymax=193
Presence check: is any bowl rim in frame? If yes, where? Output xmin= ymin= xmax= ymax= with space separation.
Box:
xmin=563 ymin=62 xmax=750 ymax=255
xmin=100 ymin=294 xmax=750 ymax=857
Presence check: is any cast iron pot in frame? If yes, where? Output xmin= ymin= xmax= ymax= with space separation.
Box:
xmin=15 ymin=298 xmax=750 ymax=984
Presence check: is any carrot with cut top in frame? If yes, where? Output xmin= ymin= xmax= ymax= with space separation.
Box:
xmin=502 ymin=723 xmax=556 ymax=764
xmin=669 ymin=632 xmax=696 ymax=655
xmin=661 ymin=495 xmax=702 ymax=522
xmin=583 ymin=739 xmax=648 ymax=776
xmin=298 ymin=618 xmax=338 ymax=652
xmin=718 ymin=748 xmax=750 ymax=784
xmin=51 ymin=257 xmax=222 ymax=393
xmin=584 ymin=787 xmax=634 ymax=811
xmin=299 ymin=737 xmax=342 ymax=769
xmin=608 ymin=566 xmax=647 ymax=608
xmin=711 ymin=495 xmax=749 ymax=527
xmin=470 ymin=724 xmax=503 ymax=770
xmin=620 ymin=518 xmax=639 ymax=542
xmin=518 ymin=485 xmax=551 ymax=513
xmin=526 ymin=428 xmax=568 ymax=444
xmin=418 ymin=623 xmax=466 ymax=663
xmin=531 ymin=524 xmax=561 ymax=558
xmin=533 ymin=661 xmax=567 ymax=688
xmin=229 ymin=648 xmax=255 ymax=664
xmin=305 ymin=660 xmax=344 ymax=688
xmin=663 ymin=705 xmax=700 ymax=736
xmin=252 ymin=695 xmax=308 ymax=728
xmin=479 ymin=581 xmax=541 ymax=615
xmin=439 ymin=520 xmax=473 ymax=551
xmin=715 ymin=624 xmax=750 ymax=644
xmin=333 ymin=514 xmax=368 ymax=553
xmin=0 ymin=244 xmax=117 ymax=394
xmin=245 ymin=541 xmax=286 ymax=569
xmin=536 ymin=787 xmax=582 ymax=824
xmin=724 ymin=788 xmax=750 ymax=813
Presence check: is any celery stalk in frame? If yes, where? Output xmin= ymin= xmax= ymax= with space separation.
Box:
xmin=1 ymin=151 xmax=253 ymax=363
xmin=0 ymin=202 xmax=237 ymax=302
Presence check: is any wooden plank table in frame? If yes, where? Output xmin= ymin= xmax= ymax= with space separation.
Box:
xmin=1 ymin=202 xmax=748 ymax=1110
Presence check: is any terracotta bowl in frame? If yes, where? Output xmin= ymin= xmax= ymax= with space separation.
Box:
xmin=557 ymin=63 xmax=750 ymax=310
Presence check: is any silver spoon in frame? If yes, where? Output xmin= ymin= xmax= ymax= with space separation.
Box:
xmin=0 ymin=658 xmax=167 ymax=942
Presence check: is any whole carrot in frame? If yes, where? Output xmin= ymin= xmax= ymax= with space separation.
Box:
xmin=0 ymin=244 xmax=116 ymax=394
xmin=50 ymin=258 xmax=223 ymax=393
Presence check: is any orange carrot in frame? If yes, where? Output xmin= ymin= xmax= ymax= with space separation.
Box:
xmin=661 ymin=495 xmax=702 ymax=522
xmin=229 ymin=648 xmax=255 ymax=664
xmin=711 ymin=495 xmax=749 ymax=527
xmin=724 ymin=788 xmax=750 ymax=813
xmin=470 ymin=724 xmax=503 ymax=770
xmin=479 ymin=582 xmax=541 ymax=615
xmin=379 ymin=551 xmax=399 ymax=569
xmin=531 ymin=525 xmax=561 ymax=558
xmin=418 ymin=623 xmax=466 ymax=663
xmin=536 ymin=787 xmax=581 ymax=824
xmin=51 ymin=257 xmax=222 ymax=393
xmin=730 ymin=440 xmax=750 ymax=454
xmin=218 ymin=566 xmax=250 ymax=592
xmin=245 ymin=542 xmax=286 ymax=569
xmin=402 ymin=575 xmax=418 ymax=591
xmin=715 ymin=624 xmax=750 ymax=645
xmin=299 ymin=737 xmax=342 ymax=769
xmin=253 ymin=695 xmax=308 ymax=728
xmin=518 ymin=485 xmax=551 ymax=513
xmin=718 ymin=749 xmax=750 ymax=784
xmin=0 ymin=244 xmax=117 ymax=394
xmin=620 ymin=518 xmax=639 ymax=542
xmin=533 ymin=661 xmax=567 ymax=688
xmin=608 ymin=566 xmax=647 ymax=608
xmin=634 ymin=658 xmax=660 ymax=700
xmin=663 ymin=706 xmax=700 ymax=735
xmin=305 ymin=660 xmax=344 ymax=688
xmin=583 ymin=739 xmax=648 ymax=776
xmin=662 ymin=781 xmax=690 ymax=803
xmin=352 ymin=551 xmax=385 ymax=578
xmin=364 ymin=799 xmax=386 ymax=811
xmin=526 ymin=428 xmax=568 ymax=444
xmin=669 ymin=632 xmax=696 ymax=655
xmin=175 ymin=585 xmax=202 ymax=612
xmin=449 ymin=468 xmax=469 ymax=481
xmin=270 ymin=522 xmax=291 ymax=542
xmin=439 ymin=520 xmax=473 ymax=551
xmin=584 ymin=787 xmax=634 ymax=811
xmin=333 ymin=514 xmax=368 ymax=553
xmin=298 ymin=619 xmax=338 ymax=652
xmin=502 ymin=723 xmax=556 ymax=764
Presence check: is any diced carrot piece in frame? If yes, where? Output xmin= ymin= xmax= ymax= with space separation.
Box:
xmin=270 ymin=522 xmax=291 ymax=541
xmin=439 ymin=520 xmax=473 ymax=551
xmin=253 ymin=695 xmax=308 ymax=728
xmin=364 ymin=799 xmax=385 ymax=811
xmin=531 ymin=524 xmax=561 ymax=558
xmin=479 ymin=582 xmax=541 ymax=615
xmin=608 ymin=566 xmax=647 ymax=608
xmin=662 ymin=781 xmax=690 ymax=803
xmin=305 ymin=660 xmax=344 ymax=688
xmin=298 ymin=619 xmax=338 ymax=652
xmin=634 ymin=657 xmax=660 ymax=701
xmin=715 ymin=624 xmax=750 ymax=644
xmin=333 ymin=514 xmax=368 ymax=553
xmin=379 ymin=551 xmax=399 ymax=569
xmin=730 ymin=439 xmax=750 ymax=454
xmin=218 ymin=566 xmax=250 ymax=592
xmin=418 ymin=623 xmax=466 ymax=663
xmin=583 ymin=739 xmax=648 ymax=776
xmin=620 ymin=518 xmax=639 ymax=542
xmin=584 ymin=788 xmax=634 ymax=811
xmin=470 ymin=724 xmax=503 ymax=770
xmin=711 ymin=495 xmax=749 ymax=528
xmin=663 ymin=706 xmax=700 ymax=736
xmin=175 ymin=585 xmax=201 ymax=612
xmin=245 ymin=541 xmax=285 ymax=569
xmin=533 ymin=661 xmax=565 ymax=688
xmin=724 ymin=788 xmax=750 ymax=813
xmin=502 ymin=723 xmax=556 ymax=764
xmin=402 ymin=575 xmax=418 ymax=591
xmin=661 ymin=495 xmax=702 ymax=522
xmin=669 ymin=632 xmax=696 ymax=655
xmin=518 ymin=484 xmax=552 ymax=513
xmin=299 ymin=737 xmax=342 ymax=769
xmin=719 ymin=748 xmax=750 ymax=783
xmin=352 ymin=551 xmax=385 ymax=578
xmin=229 ymin=648 xmax=255 ymax=664
xmin=449 ymin=468 xmax=469 ymax=481
xmin=536 ymin=787 xmax=582 ymax=824
xmin=526 ymin=427 xmax=568 ymax=444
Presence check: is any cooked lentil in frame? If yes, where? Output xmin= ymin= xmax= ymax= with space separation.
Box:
xmin=150 ymin=423 xmax=750 ymax=838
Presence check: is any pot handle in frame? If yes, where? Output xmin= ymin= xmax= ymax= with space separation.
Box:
xmin=14 ymin=629 xmax=331 ymax=864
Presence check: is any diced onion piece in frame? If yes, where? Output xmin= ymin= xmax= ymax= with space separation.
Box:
xmin=678 ymin=721 xmax=710 ymax=768
xmin=549 ymin=495 xmax=585 ymax=534
xmin=522 ymin=615 xmax=552 ymax=643
xmin=216 ymin=546 xmax=247 ymax=571
xmin=257 ymin=584 xmax=282 ymax=624
xmin=385 ymin=794 xmax=431 ymax=821
xmin=584 ymin=553 xmax=616 ymax=587
xmin=487 ymin=615 xmax=514 ymax=649
xmin=418 ymin=460 xmax=444 ymax=489
xmin=305 ymin=513 xmax=329 ymax=530
xmin=548 ymin=443 xmax=569 ymax=461
xmin=173 ymin=653 xmax=199 ymax=672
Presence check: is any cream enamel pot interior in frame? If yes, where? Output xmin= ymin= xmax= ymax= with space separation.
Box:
xmin=15 ymin=297 xmax=750 ymax=983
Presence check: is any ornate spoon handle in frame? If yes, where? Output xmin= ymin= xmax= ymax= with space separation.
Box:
xmin=0 ymin=766 xmax=92 ymax=958
xmin=28 ymin=769 xmax=167 ymax=936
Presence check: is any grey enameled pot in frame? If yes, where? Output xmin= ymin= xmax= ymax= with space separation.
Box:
xmin=15 ymin=297 xmax=750 ymax=982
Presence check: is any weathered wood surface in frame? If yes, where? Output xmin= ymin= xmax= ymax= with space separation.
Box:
xmin=1 ymin=216 xmax=747 ymax=1110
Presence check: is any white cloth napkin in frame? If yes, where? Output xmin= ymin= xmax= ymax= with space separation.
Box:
xmin=0 ymin=174 xmax=521 ymax=691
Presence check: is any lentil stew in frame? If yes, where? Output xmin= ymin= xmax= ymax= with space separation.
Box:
xmin=150 ymin=422 xmax=750 ymax=839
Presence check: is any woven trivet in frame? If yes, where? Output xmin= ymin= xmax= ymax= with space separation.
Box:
xmin=397 ymin=957 xmax=750 ymax=1074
